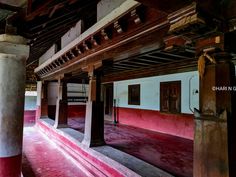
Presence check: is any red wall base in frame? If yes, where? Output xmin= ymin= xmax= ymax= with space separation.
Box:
xmin=47 ymin=105 xmax=86 ymax=119
xmin=26 ymin=105 xmax=86 ymax=124
xmin=24 ymin=110 xmax=36 ymax=124
xmin=115 ymin=107 xmax=194 ymax=140
xmin=0 ymin=154 xmax=22 ymax=177
xmin=68 ymin=105 xmax=86 ymax=118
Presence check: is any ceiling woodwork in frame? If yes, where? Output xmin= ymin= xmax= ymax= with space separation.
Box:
xmin=0 ymin=0 xmax=236 ymax=86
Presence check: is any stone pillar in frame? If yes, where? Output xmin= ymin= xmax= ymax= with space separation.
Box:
xmin=194 ymin=52 xmax=235 ymax=177
xmin=40 ymin=81 xmax=48 ymax=118
xmin=0 ymin=34 xmax=29 ymax=177
xmin=54 ymin=79 xmax=68 ymax=128
xmin=82 ymin=70 xmax=105 ymax=147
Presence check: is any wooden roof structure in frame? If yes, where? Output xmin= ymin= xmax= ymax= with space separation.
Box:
xmin=0 ymin=0 xmax=236 ymax=89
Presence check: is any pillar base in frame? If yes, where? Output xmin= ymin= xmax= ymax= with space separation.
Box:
xmin=54 ymin=124 xmax=68 ymax=129
xmin=54 ymin=99 xmax=68 ymax=128
xmin=0 ymin=154 xmax=22 ymax=177
xmin=40 ymin=116 xmax=49 ymax=119
xmin=82 ymin=139 xmax=106 ymax=148
xmin=82 ymin=101 xmax=105 ymax=147
xmin=194 ymin=110 xmax=229 ymax=177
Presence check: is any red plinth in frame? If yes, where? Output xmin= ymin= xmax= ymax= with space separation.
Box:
xmin=0 ymin=154 xmax=22 ymax=177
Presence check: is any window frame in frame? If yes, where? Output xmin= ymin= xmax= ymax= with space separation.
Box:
xmin=160 ymin=80 xmax=181 ymax=114
xmin=128 ymin=84 xmax=141 ymax=105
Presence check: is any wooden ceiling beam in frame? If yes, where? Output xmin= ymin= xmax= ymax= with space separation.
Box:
xmin=132 ymin=58 xmax=162 ymax=64
xmin=134 ymin=0 xmax=192 ymax=14
xmin=25 ymin=0 xmax=55 ymax=21
xmin=26 ymin=0 xmax=95 ymax=31
xmin=142 ymin=55 xmax=174 ymax=62
xmin=153 ymin=51 xmax=193 ymax=60
xmin=34 ymin=2 xmax=169 ymax=79
xmin=111 ymin=65 xmax=133 ymax=70
xmin=0 ymin=2 xmax=22 ymax=12
xmin=49 ymin=4 xmax=65 ymax=18
xmin=28 ymin=10 xmax=77 ymax=31
xmin=115 ymin=63 xmax=141 ymax=69
xmin=102 ymin=60 xmax=196 ymax=82
xmin=119 ymin=61 xmax=151 ymax=67
xmin=31 ymin=34 xmax=66 ymax=49
xmin=28 ymin=17 xmax=79 ymax=41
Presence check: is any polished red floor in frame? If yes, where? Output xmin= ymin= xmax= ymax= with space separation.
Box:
xmin=22 ymin=126 xmax=88 ymax=177
xmin=68 ymin=117 xmax=193 ymax=177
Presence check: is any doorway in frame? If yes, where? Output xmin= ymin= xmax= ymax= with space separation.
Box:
xmin=103 ymin=83 xmax=113 ymax=121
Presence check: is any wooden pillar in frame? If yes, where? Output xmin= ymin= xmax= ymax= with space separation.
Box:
xmin=82 ymin=69 xmax=105 ymax=147
xmin=54 ymin=78 xmax=68 ymax=128
xmin=40 ymin=81 xmax=48 ymax=118
xmin=194 ymin=52 xmax=235 ymax=177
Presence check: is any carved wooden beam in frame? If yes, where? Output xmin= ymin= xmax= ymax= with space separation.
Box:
xmin=35 ymin=1 xmax=169 ymax=80
xmin=168 ymin=2 xmax=205 ymax=34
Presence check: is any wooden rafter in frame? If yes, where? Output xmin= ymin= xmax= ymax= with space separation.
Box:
xmin=25 ymin=0 xmax=56 ymax=21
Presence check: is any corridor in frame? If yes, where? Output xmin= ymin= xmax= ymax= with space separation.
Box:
xmin=22 ymin=126 xmax=95 ymax=177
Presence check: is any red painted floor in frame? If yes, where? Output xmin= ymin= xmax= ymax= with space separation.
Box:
xmin=22 ymin=126 xmax=89 ymax=177
xmin=68 ymin=117 xmax=193 ymax=177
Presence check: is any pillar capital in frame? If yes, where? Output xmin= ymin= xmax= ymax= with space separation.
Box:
xmin=0 ymin=34 xmax=27 ymax=44
xmin=0 ymin=34 xmax=29 ymax=58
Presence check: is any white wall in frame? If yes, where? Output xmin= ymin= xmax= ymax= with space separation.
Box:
xmin=39 ymin=44 xmax=56 ymax=65
xmin=97 ymin=0 xmax=127 ymax=21
xmin=61 ymin=20 xmax=82 ymax=48
xmin=25 ymin=91 xmax=37 ymax=110
xmin=47 ymin=82 xmax=88 ymax=106
xmin=114 ymin=71 xmax=199 ymax=114
xmin=25 ymin=96 xmax=37 ymax=110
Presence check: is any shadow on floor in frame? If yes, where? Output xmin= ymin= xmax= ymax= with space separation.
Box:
xmin=22 ymin=153 xmax=37 ymax=177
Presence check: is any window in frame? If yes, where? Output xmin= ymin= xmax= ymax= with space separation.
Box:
xmin=160 ymin=81 xmax=181 ymax=113
xmin=128 ymin=84 xmax=140 ymax=105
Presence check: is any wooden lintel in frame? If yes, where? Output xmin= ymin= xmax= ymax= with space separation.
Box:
xmin=82 ymin=61 xmax=103 ymax=73
xmin=196 ymin=34 xmax=224 ymax=54
xmin=164 ymin=35 xmax=189 ymax=48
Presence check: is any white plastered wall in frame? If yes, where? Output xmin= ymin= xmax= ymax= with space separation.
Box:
xmin=114 ymin=71 xmax=199 ymax=114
